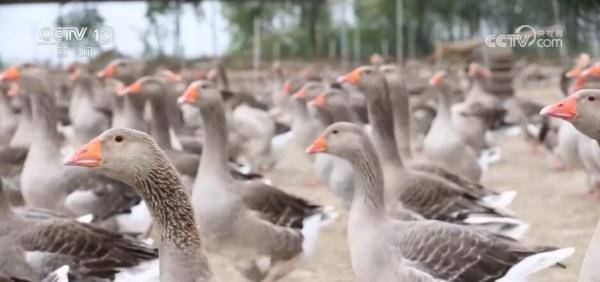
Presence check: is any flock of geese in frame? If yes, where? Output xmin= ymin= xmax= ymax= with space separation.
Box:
xmin=0 ymin=54 xmax=599 ymax=282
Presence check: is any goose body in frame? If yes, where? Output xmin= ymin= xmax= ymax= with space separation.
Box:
xmin=0 ymin=179 xmax=157 ymax=281
xmin=307 ymin=122 xmax=573 ymax=282
xmin=423 ymin=73 xmax=481 ymax=182
xmin=97 ymin=59 xmax=147 ymax=131
xmin=65 ymin=128 xmax=216 ymax=281
xmin=180 ymin=80 xmax=335 ymax=281
xmin=540 ymin=89 xmax=600 ymax=282
xmin=0 ymin=65 xmax=138 ymax=218
xmin=67 ymin=66 xmax=109 ymax=146
xmin=381 ymin=66 xmax=514 ymax=208
xmin=339 ymin=66 xmax=525 ymax=238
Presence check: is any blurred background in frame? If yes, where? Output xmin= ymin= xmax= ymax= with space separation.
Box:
xmin=1 ymin=0 xmax=599 ymax=68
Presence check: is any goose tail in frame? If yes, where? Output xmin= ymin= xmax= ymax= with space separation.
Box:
xmin=481 ymin=190 xmax=517 ymax=209
xmin=41 ymin=265 xmax=70 ymax=282
xmin=462 ymin=214 xmax=530 ymax=240
xmin=497 ymin=247 xmax=574 ymax=282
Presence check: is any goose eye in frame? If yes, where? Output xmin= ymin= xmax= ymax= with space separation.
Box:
xmin=588 ymin=96 xmax=596 ymax=102
xmin=114 ymin=136 xmax=124 ymax=143
xmin=332 ymin=130 xmax=339 ymax=135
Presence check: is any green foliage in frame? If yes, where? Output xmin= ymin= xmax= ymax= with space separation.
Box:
xmin=221 ymin=0 xmax=600 ymax=62
xmin=55 ymin=5 xmax=105 ymax=48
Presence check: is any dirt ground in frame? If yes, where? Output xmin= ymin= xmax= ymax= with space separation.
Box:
xmin=208 ymin=81 xmax=598 ymax=282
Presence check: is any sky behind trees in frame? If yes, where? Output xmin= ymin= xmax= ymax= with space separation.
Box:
xmin=1 ymin=0 xmax=599 ymax=66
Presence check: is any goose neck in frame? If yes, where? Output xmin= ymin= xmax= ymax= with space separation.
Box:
xmin=198 ymin=104 xmax=231 ymax=177
xmin=347 ymin=140 xmax=387 ymax=216
xmin=29 ymin=91 xmax=61 ymax=144
xmin=387 ymin=80 xmax=413 ymax=160
xmin=435 ymin=85 xmax=452 ymax=119
xmin=315 ymin=108 xmax=335 ymax=127
xmin=134 ymin=158 xmax=204 ymax=251
xmin=149 ymin=95 xmax=172 ymax=149
xmin=332 ymin=103 xmax=357 ymax=123
xmin=292 ymin=99 xmax=310 ymax=121
xmin=364 ymin=84 xmax=404 ymax=168
xmin=121 ymin=95 xmax=146 ymax=131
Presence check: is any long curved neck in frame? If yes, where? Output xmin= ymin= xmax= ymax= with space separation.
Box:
xmin=292 ymin=99 xmax=310 ymax=124
xmin=149 ymin=94 xmax=172 ymax=149
xmin=331 ymin=102 xmax=359 ymax=123
xmin=0 ymin=93 xmax=13 ymax=118
xmin=123 ymin=95 xmax=146 ymax=130
xmin=199 ymin=103 xmax=231 ymax=177
xmin=467 ymin=77 xmax=486 ymax=100
xmin=315 ymin=108 xmax=335 ymax=127
xmin=74 ymin=77 xmax=95 ymax=98
xmin=136 ymin=158 xmax=202 ymax=249
xmin=435 ymin=85 xmax=452 ymax=120
xmin=364 ymin=83 xmax=404 ymax=168
xmin=133 ymin=156 xmax=213 ymax=278
xmin=387 ymin=78 xmax=413 ymax=160
xmin=347 ymin=139 xmax=386 ymax=215
xmin=27 ymin=85 xmax=61 ymax=145
xmin=0 ymin=189 xmax=14 ymax=219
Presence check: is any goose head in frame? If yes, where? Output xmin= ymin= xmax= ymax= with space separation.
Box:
xmin=380 ymin=64 xmax=402 ymax=79
xmin=569 ymin=63 xmax=600 ymax=94
xmin=0 ymin=64 xmax=50 ymax=95
xmin=338 ymin=65 xmax=384 ymax=91
xmin=467 ymin=63 xmax=491 ymax=79
xmin=566 ymin=53 xmax=591 ymax=78
xmin=64 ymin=128 xmax=165 ymax=185
xmin=429 ymin=71 xmax=446 ymax=88
xmin=309 ymin=89 xmax=346 ymax=110
xmin=306 ymin=122 xmax=368 ymax=160
xmin=0 ymin=65 xmax=21 ymax=82
xmin=541 ymin=89 xmax=600 ymax=141
xmin=97 ymin=59 xmax=143 ymax=83
xmin=292 ymin=81 xmax=323 ymax=102
xmin=177 ymin=80 xmax=222 ymax=108
xmin=119 ymin=76 xmax=166 ymax=98
xmin=156 ymin=69 xmax=183 ymax=83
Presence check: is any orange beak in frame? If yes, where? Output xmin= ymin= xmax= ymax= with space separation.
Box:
xmin=282 ymin=82 xmax=292 ymax=95
xmin=163 ymin=70 xmax=182 ymax=82
xmin=480 ymin=67 xmax=492 ymax=79
xmin=178 ymin=84 xmax=198 ymax=104
xmin=337 ymin=68 xmax=361 ymax=85
xmin=7 ymin=83 xmax=19 ymax=97
xmin=566 ymin=67 xmax=581 ymax=78
xmin=540 ymin=94 xmax=579 ymax=120
xmin=309 ymin=94 xmax=326 ymax=107
xmin=569 ymin=76 xmax=587 ymax=94
xmin=292 ymin=87 xmax=308 ymax=100
xmin=64 ymin=137 xmax=103 ymax=167
xmin=97 ymin=63 xmax=116 ymax=78
xmin=118 ymin=81 xmax=142 ymax=96
xmin=0 ymin=65 xmax=20 ymax=82
xmin=583 ymin=64 xmax=600 ymax=78
xmin=306 ymin=136 xmax=328 ymax=154
xmin=69 ymin=68 xmax=81 ymax=81
xmin=429 ymin=72 xmax=445 ymax=86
